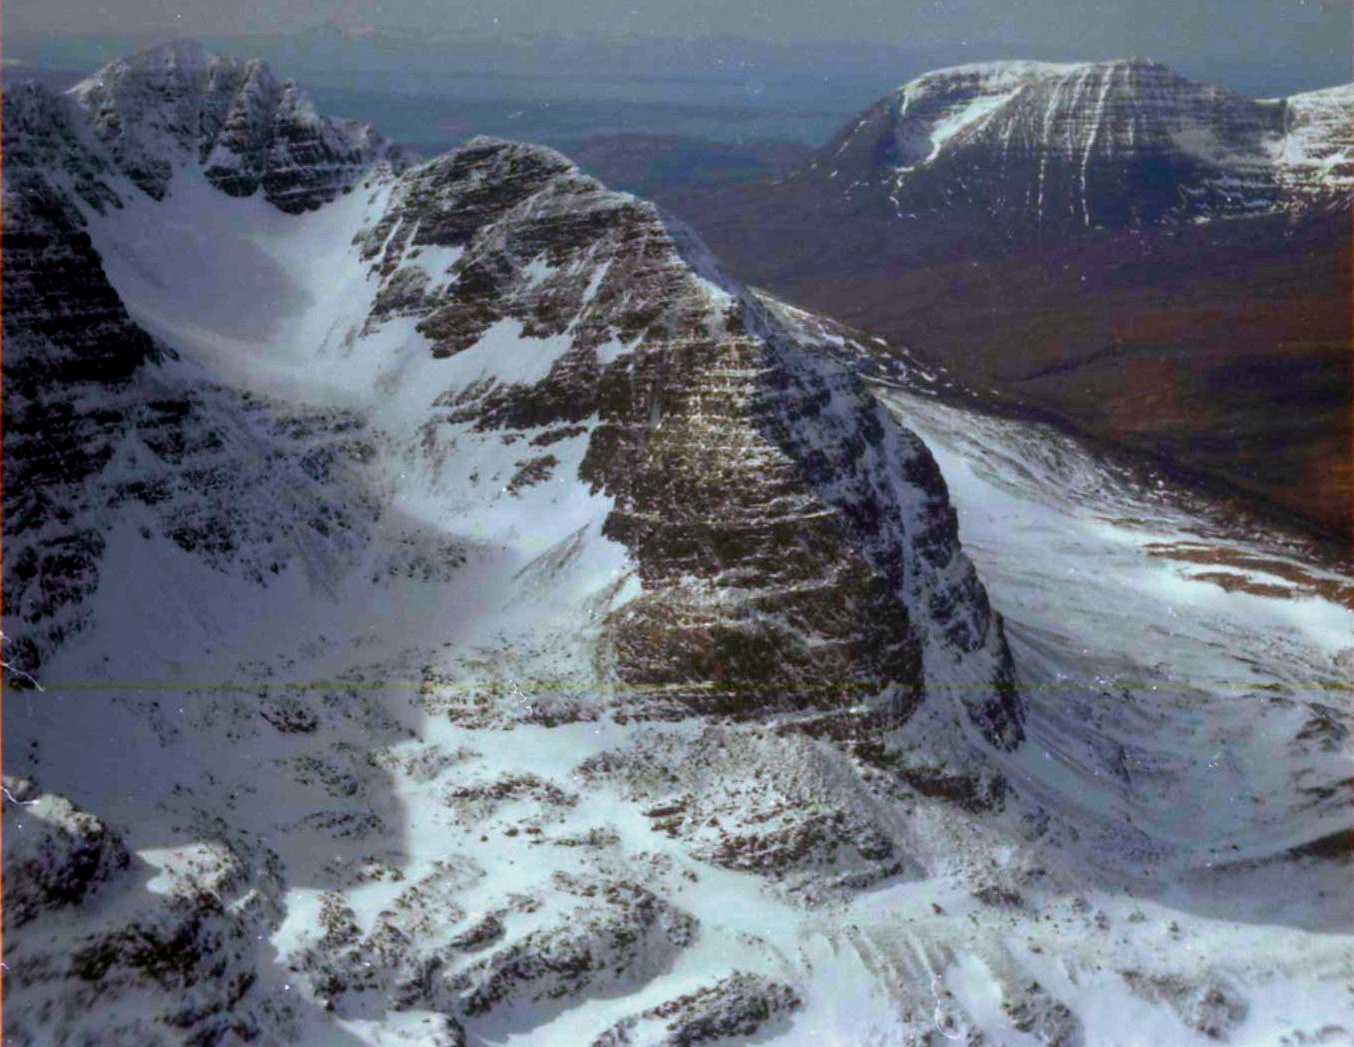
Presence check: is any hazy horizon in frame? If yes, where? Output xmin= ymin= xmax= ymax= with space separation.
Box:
xmin=5 ymin=0 xmax=1351 ymax=102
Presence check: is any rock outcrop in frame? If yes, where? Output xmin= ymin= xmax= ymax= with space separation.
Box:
xmin=2 ymin=776 xmax=131 ymax=926
xmin=593 ymin=972 xmax=802 ymax=1047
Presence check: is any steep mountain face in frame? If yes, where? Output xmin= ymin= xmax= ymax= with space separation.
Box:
xmin=803 ymin=59 xmax=1352 ymax=227
xmin=4 ymin=43 xmax=1349 ymax=1047
xmin=3 ymin=82 xmax=165 ymax=673
xmin=1 ymin=70 xmax=384 ymax=679
xmin=354 ymin=142 xmax=1021 ymax=738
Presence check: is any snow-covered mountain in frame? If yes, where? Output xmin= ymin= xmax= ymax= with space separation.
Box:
xmin=802 ymin=59 xmax=1352 ymax=226
xmin=5 ymin=40 xmax=1020 ymax=733
xmin=68 ymin=39 xmax=403 ymax=209
xmin=4 ymin=42 xmax=1351 ymax=1047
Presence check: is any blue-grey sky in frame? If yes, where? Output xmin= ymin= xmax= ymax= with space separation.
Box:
xmin=7 ymin=0 xmax=1350 ymax=97
xmin=8 ymin=0 xmax=1347 ymax=49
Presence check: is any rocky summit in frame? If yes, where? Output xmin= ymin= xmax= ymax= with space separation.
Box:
xmin=68 ymin=39 xmax=401 ymax=209
xmin=3 ymin=41 xmax=1351 ymax=1047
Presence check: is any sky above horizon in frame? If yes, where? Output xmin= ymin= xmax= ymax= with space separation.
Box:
xmin=7 ymin=0 xmax=1350 ymax=97
xmin=10 ymin=0 xmax=1350 ymax=50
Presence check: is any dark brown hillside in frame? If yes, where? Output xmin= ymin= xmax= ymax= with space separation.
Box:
xmin=654 ymin=182 xmax=1352 ymax=538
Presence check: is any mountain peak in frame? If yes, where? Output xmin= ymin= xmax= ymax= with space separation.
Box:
xmin=900 ymin=58 xmax=1088 ymax=89
xmin=71 ymin=38 xmax=235 ymax=97
xmin=461 ymin=134 xmax=579 ymax=171
xmin=64 ymin=41 xmax=398 ymax=210
xmin=110 ymin=37 xmax=212 ymax=68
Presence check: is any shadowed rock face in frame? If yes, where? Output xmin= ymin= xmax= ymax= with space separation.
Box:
xmin=2 ymin=96 xmax=159 ymax=673
xmin=2 ymin=776 xmax=296 ymax=1047
xmin=1 ymin=83 xmax=156 ymax=401
xmin=802 ymin=59 xmax=1352 ymax=228
xmin=2 ymin=777 xmax=132 ymax=927
xmin=2 ymin=83 xmax=384 ymax=673
xmin=2 ymin=179 xmax=155 ymax=398
xmin=68 ymin=39 xmax=398 ymax=211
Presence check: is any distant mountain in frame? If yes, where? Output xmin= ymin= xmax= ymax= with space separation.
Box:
xmin=655 ymin=59 xmax=1353 ymax=536
xmin=798 ymin=59 xmax=1351 ymax=228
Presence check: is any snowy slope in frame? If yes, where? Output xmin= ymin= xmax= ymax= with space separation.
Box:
xmin=1276 ymin=83 xmax=1354 ymax=204
xmin=4 ymin=42 xmax=1350 ymax=1047
xmin=772 ymin=296 xmax=1353 ymax=862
